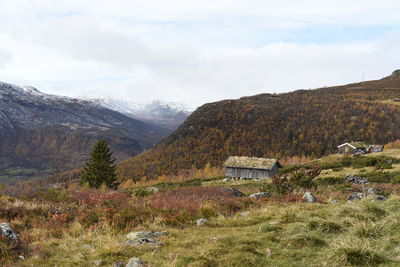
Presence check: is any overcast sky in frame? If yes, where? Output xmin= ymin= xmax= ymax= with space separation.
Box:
xmin=0 ymin=0 xmax=400 ymax=108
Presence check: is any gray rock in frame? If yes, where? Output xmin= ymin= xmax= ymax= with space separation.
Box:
xmin=146 ymin=187 xmax=159 ymax=193
xmin=302 ymin=192 xmax=317 ymax=203
xmin=93 ymin=260 xmax=102 ymax=266
xmin=0 ymin=222 xmax=18 ymax=240
xmin=348 ymin=192 xmax=365 ymax=201
xmin=331 ymin=200 xmax=339 ymax=204
xmin=196 ymin=218 xmax=208 ymax=227
xmin=366 ymin=187 xmax=376 ymax=196
xmin=249 ymin=192 xmax=271 ymax=198
xmin=345 ymin=175 xmax=368 ymax=184
xmin=221 ymin=187 xmax=245 ymax=197
xmin=113 ymin=261 xmax=126 ymax=267
xmin=222 ymin=178 xmax=230 ymax=182
xmin=126 ymin=231 xmax=167 ymax=240
xmin=125 ymin=238 xmax=161 ymax=247
xmin=373 ymin=195 xmax=387 ymax=201
xmin=241 ymin=211 xmax=251 ymax=216
xmin=126 ymin=257 xmax=144 ymax=267
xmin=125 ymin=231 xmax=167 ymax=247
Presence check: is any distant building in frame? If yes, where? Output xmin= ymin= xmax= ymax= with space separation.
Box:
xmin=223 ymin=156 xmax=281 ymax=179
xmin=337 ymin=142 xmax=384 ymax=154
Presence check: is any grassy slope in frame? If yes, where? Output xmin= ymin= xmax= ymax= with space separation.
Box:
xmin=4 ymin=150 xmax=400 ymax=266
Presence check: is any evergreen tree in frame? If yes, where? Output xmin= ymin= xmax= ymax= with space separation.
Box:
xmin=81 ymin=140 xmax=118 ymax=189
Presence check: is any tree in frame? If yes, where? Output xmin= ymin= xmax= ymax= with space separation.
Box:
xmin=81 ymin=140 xmax=118 ymax=189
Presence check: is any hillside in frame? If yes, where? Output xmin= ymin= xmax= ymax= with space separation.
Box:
xmin=3 ymin=150 xmax=400 ymax=266
xmin=117 ymin=71 xmax=400 ymax=181
xmin=0 ymin=82 xmax=170 ymax=182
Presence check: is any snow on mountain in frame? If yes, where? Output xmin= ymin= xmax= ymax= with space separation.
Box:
xmin=87 ymin=97 xmax=191 ymax=130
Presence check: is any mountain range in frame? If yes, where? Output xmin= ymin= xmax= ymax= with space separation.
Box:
xmin=0 ymin=82 xmax=188 ymax=182
xmin=116 ymin=70 xmax=400 ymax=181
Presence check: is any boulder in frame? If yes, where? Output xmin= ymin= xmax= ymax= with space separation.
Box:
xmin=221 ymin=187 xmax=245 ymax=197
xmin=345 ymin=175 xmax=368 ymax=184
xmin=126 ymin=231 xmax=167 ymax=240
xmin=302 ymin=192 xmax=317 ymax=203
xmin=196 ymin=218 xmax=208 ymax=227
xmin=146 ymin=187 xmax=159 ymax=193
xmin=125 ymin=231 xmax=167 ymax=247
xmin=113 ymin=261 xmax=126 ymax=267
xmin=249 ymin=192 xmax=271 ymax=198
xmin=365 ymin=187 xmax=376 ymax=196
xmin=0 ymin=222 xmax=18 ymax=240
xmin=373 ymin=195 xmax=387 ymax=201
xmin=348 ymin=192 xmax=365 ymax=201
xmin=331 ymin=200 xmax=339 ymax=204
xmin=93 ymin=260 xmax=102 ymax=266
xmin=126 ymin=257 xmax=144 ymax=267
xmin=241 ymin=211 xmax=251 ymax=216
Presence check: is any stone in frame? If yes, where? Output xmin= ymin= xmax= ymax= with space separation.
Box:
xmin=373 ymin=195 xmax=387 ymax=201
xmin=249 ymin=192 xmax=271 ymax=198
xmin=126 ymin=257 xmax=144 ymax=267
xmin=126 ymin=231 xmax=167 ymax=240
xmin=348 ymin=192 xmax=366 ymax=201
xmin=331 ymin=200 xmax=339 ymax=204
xmin=113 ymin=261 xmax=126 ymax=267
xmin=196 ymin=218 xmax=208 ymax=227
xmin=125 ymin=238 xmax=161 ymax=247
xmin=125 ymin=231 xmax=167 ymax=247
xmin=302 ymin=192 xmax=317 ymax=203
xmin=345 ymin=175 xmax=368 ymax=184
xmin=221 ymin=187 xmax=245 ymax=197
xmin=93 ymin=260 xmax=102 ymax=266
xmin=146 ymin=187 xmax=159 ymax=193
xmin=241 ymin=211 xmax=251 ymax=216
xmin=0 ymin=222 xmax=18 ymax=240
xmin=222 ymin=178 xmax=230 ymax=182
xmin=365 ymin=187 xmax=376 ymax=196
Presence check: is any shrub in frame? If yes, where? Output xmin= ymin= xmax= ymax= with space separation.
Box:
xmin=290 ymin=167 xmax=320 ymax=191
xmin=271 ymin=175 xmax=294 ymax=195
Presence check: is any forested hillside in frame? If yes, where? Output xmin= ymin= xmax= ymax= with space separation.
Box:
xmin=116 ymin=72 xmax=400 ymax=181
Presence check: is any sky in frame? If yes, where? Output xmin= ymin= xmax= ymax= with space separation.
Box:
xmin=0 ymin=1 xmax=400 ymax=109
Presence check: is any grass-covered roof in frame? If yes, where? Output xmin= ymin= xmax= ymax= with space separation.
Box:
xmin=223 ymin=156 xmax=280 ymax=170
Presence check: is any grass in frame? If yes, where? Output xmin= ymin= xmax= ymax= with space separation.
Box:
xmin=5 ymin=150 xmax=400 ymax=266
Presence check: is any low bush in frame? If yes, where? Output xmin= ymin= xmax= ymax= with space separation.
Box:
xmin=316 ymin=176 xmax=344 ymax=186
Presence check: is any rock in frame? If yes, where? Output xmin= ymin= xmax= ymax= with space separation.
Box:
xmin=241 ymin=211 xmax=251 ymax=216
xmin=345 ymin=175 xmax=368 ymax=184
xmin=93 ymin=260 xmax=102 ymax=266
xmin=249 ymin=192 xmax=271 ymax=198
xmin=113 ymin=261 xmax=126 ymax=267
xmin=18 ymin=255 xmax=25 ymax=260
xmin=348 ymin=192 xmax=365 ymax=201
xmin=146 ymin=187 xmax=159 ymax=193
xmin=222 ymin=178 xmax=230 ymax=182
xmin=0 ymin=222 xmax=18 ymax=240
xmin=373 ymin=195 xmax=387 ymax=201
xmin=221 ymin=187 xmax=245 ymax=197
xmin=125 ymin=238 xmax=161 ymax=247
xmin=126 ymin=231 xmax=167 ymax=240
xmin=331 ymin=200 xmax=339 ymax=204
xmin=365 ymin=187 xmax=376 ymax=196
xmin=126 ymin=257 xmax=144 ymax=267
xmin=302 ymin=192 xmax=317 ymax=203
xmin=196 ymin=218 xmax=208 ymax=227
xmin=125 ymin=231 xmax=167 ymax=247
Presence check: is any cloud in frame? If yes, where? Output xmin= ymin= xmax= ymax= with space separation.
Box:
xmin=0 ymin=1 xmax=400 ymax=108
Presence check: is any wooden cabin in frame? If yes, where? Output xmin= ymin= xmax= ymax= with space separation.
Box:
xmin=337 ymin=142 xmax=367 ymax=154
xmin=338 ymin=142 xmax=384 ymax=154
xmin=223 ymin=156 xmax=282 ymax=179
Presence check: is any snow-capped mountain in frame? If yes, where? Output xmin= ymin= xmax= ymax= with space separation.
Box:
xmin=89 ymin=97 xmax=191 ymax=130
xmin=0 ymin=81 xmax=170 ymax=182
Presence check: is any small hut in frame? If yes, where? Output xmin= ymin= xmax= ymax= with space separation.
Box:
xmin=223 ymin=156 xmax=281 ymax=179
xmin=337 ymin=142 xmax=368 ymax=154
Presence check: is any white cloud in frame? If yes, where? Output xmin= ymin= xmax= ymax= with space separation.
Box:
xmin=0 ymin=0 xmax=400 ymax=108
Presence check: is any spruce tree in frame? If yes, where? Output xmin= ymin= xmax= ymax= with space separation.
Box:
xmin=81 ymin=140 xmax=118 ymax=189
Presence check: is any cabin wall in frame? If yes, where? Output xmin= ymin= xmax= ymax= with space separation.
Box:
xmin=226 ymin=167 xmax=272 ymax=179
xmin=338 ymin=145 xmax=356 ymax=154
